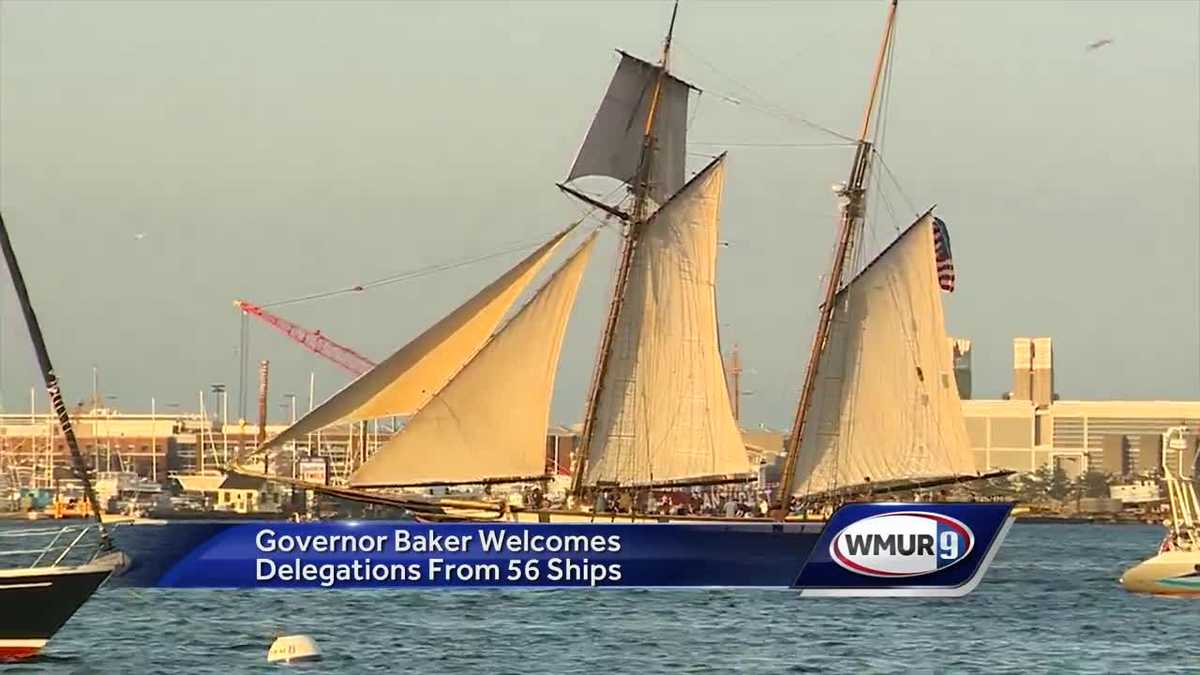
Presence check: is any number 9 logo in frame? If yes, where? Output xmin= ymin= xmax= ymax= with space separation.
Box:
xmin=939 ymin=531 xmax=959 ymax=560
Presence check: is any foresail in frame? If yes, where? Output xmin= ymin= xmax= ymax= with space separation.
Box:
xmin=567 ymin=51 xmax=693 ymax=205
xmin=255 ymin=226 xmax=575 ymax=455
xmin=788 ymin=214 xmax=977 ymax=496
xmin=350 ymin=233 xmax=597 ymax=488
xmin=582 ymin=156 xmax=750 ymax=487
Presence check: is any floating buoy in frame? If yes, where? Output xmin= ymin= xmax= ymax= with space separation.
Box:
xmin=267 ymin=635 xmax=322 ymax=664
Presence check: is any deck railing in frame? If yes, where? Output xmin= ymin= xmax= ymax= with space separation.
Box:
xmin=0 ymin=523 xmax=106 ymax=569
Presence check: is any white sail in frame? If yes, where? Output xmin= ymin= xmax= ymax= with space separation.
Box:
xmin=789 ymin=214 xmax=978 ymax=496
xmin=567 ymin=51 xmax=694 ymax=205
xmin=350 ymin=233 xmax=597 ymax=488
xmin=582 ymin=156 xmax=750 ymax=487
xmin=256 ymin=226 xmax=575 ymax=454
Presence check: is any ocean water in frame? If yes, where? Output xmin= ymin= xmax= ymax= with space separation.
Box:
xmin=4 ymin=523 xmax=1196 ymax=674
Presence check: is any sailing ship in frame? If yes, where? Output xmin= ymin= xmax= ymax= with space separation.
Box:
xmin=232 ymin=0 xmax=1004 ymax=523
xmin=0 ymin=212 xmax=127 ymax=660
xmin=1120 ymin=426 xmax=1200 ymax=596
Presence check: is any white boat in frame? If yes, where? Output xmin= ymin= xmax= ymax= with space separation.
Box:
xmin=1120 ymin=426 xmax=1200 ymax=596
xmin=1120 ymin=549 xmax=1200 ymax=596
xmin=170 ymin=470 xmax=226 ymax=494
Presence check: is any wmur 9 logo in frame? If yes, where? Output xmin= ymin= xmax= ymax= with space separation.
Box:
xmin=829 ymin=511 xmax=975 ymax=578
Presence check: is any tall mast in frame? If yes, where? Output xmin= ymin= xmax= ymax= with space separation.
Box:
xmin=0 ymin=213 xmax=114 ymax=550
xmin=570 ymin=0 xmax=680 ymax=499
xmin=773 ymin=0 xmax=899 ymax=516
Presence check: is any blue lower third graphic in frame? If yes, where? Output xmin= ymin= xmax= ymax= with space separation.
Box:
xmin=105 ymin=503 xmax=1012 ymax=594
xmin=794 ymin=502 xmax=1014 ymax=596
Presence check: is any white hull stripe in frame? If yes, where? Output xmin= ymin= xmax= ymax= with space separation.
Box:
xmin=0 ymin=639 xmax=48 ymax=648
xmin=0 ymin=581 xmax=52 ymax=590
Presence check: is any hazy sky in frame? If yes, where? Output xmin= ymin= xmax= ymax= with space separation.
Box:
xmin=0 ymin=0 xmax=1197 ymax=427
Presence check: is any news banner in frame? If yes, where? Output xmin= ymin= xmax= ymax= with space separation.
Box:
xmin=117 ymin=503 xmax=1015 ymax=597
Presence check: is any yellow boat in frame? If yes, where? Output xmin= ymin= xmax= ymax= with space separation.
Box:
xmin=1120 ymin=426 xmax=1199 ymax=596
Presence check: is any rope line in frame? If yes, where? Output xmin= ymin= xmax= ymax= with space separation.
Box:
xmin=873 ymin=150 xmax=919 ymax=218
xmin=260 ymin=236 xmax=555 ymax=309
xmin=673 ymin=41 xmax=856 ymax=143
xmin=691 ymin=141 xmax=856 ymax=148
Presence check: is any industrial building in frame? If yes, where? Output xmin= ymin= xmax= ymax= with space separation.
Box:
xmin=3 ymin=335 xmax=1193 ymax=490
xmin=0 ymin=409 xmax=379 ymax=490
xmin=959 ymin=337 xmax=1199 ymax=477
xmin=1 ymin=406 xmax=783 ymax=492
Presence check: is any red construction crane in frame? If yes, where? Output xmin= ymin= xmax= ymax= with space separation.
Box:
xmin=234 ymin=299 xmax=377 ymax=377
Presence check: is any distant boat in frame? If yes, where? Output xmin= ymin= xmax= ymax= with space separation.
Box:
xmin=0 ymin=212 xmax=127 ymax=661
xmin=1120 ymin=426 xmax=1200 ymax=596
xmin=233 ymin=0 xmax=1007 ymax=523
xmin=170 ymin=470 xmax=226 ymax=494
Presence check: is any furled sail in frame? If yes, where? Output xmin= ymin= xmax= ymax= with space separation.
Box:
xmin=256 ymin=226 xmax=576 ymax=455
xmin=567 ymin=51 xmax=695 ymax=205
xmin=788 ymin=213 xmax=977 ymax=496
xmin=350 ymin=233 xmax=597 ymax=488
xmin=581 ymin=155 xmax=751 ymax=487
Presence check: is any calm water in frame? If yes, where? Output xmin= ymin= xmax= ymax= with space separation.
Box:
xmin=4 ymin=523 xmax=1196 ymax=674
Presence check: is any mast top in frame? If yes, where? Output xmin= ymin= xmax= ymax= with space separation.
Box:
xmin=856 ymin=0 xmax=899 ymax=142
xmin=663 ymin=0 xmax=679 ymax=64
xmin=640 ymin=0 xmax=680 ymax=140
xmin=564 ymin=2 xmax=692 ymax=205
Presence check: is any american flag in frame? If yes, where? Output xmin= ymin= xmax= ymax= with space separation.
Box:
xmin=932 ymin=217 xmax=956 ymax=292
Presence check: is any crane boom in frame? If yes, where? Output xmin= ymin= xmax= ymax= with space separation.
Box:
xmin=234 ymin=299 xmax=377 ymax=377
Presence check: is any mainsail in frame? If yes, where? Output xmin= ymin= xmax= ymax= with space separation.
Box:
xmin=567 ymin=51 xmax=696 ymax=205
xmin=349 ymin=233 xmax=597 ymax=488
xmin=787 ymin=213 xmax=977 ymax=496
xmin=256 ymin=226 xmax=575 ymax=454
xmin=581 ymin=155 xmax=751 ymax=487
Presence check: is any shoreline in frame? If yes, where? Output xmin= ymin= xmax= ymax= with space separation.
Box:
xmin=1015 ymin=514 xmax=1158 ymax=525
xmin=1 ymin=510 xmax=1163 ymax=527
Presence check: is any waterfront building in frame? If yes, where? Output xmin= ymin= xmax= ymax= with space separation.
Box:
xmin=214 ymin=473 xmax=281 ymax=514
xmin=963 ymin=337 xmax=1199 ymax=476
xmin=0 ymin=409 xmax=392 ymax=489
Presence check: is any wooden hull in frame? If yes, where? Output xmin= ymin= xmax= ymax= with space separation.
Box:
xmin=413 ymin=505 xmax=827 ymax=528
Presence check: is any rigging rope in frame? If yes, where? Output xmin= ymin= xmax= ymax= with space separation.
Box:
xmin=690 ymin=141 xmax=856 ymax=149
xmin=672 ymin=41 xmax=857 ymax=144
xmin=872 ymin=151 xmax=919 ymax=218
xmin=862 ymin=13 xmax=899 ymax=269
xmin=261 ymin=236 xmax=556 ymax=309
